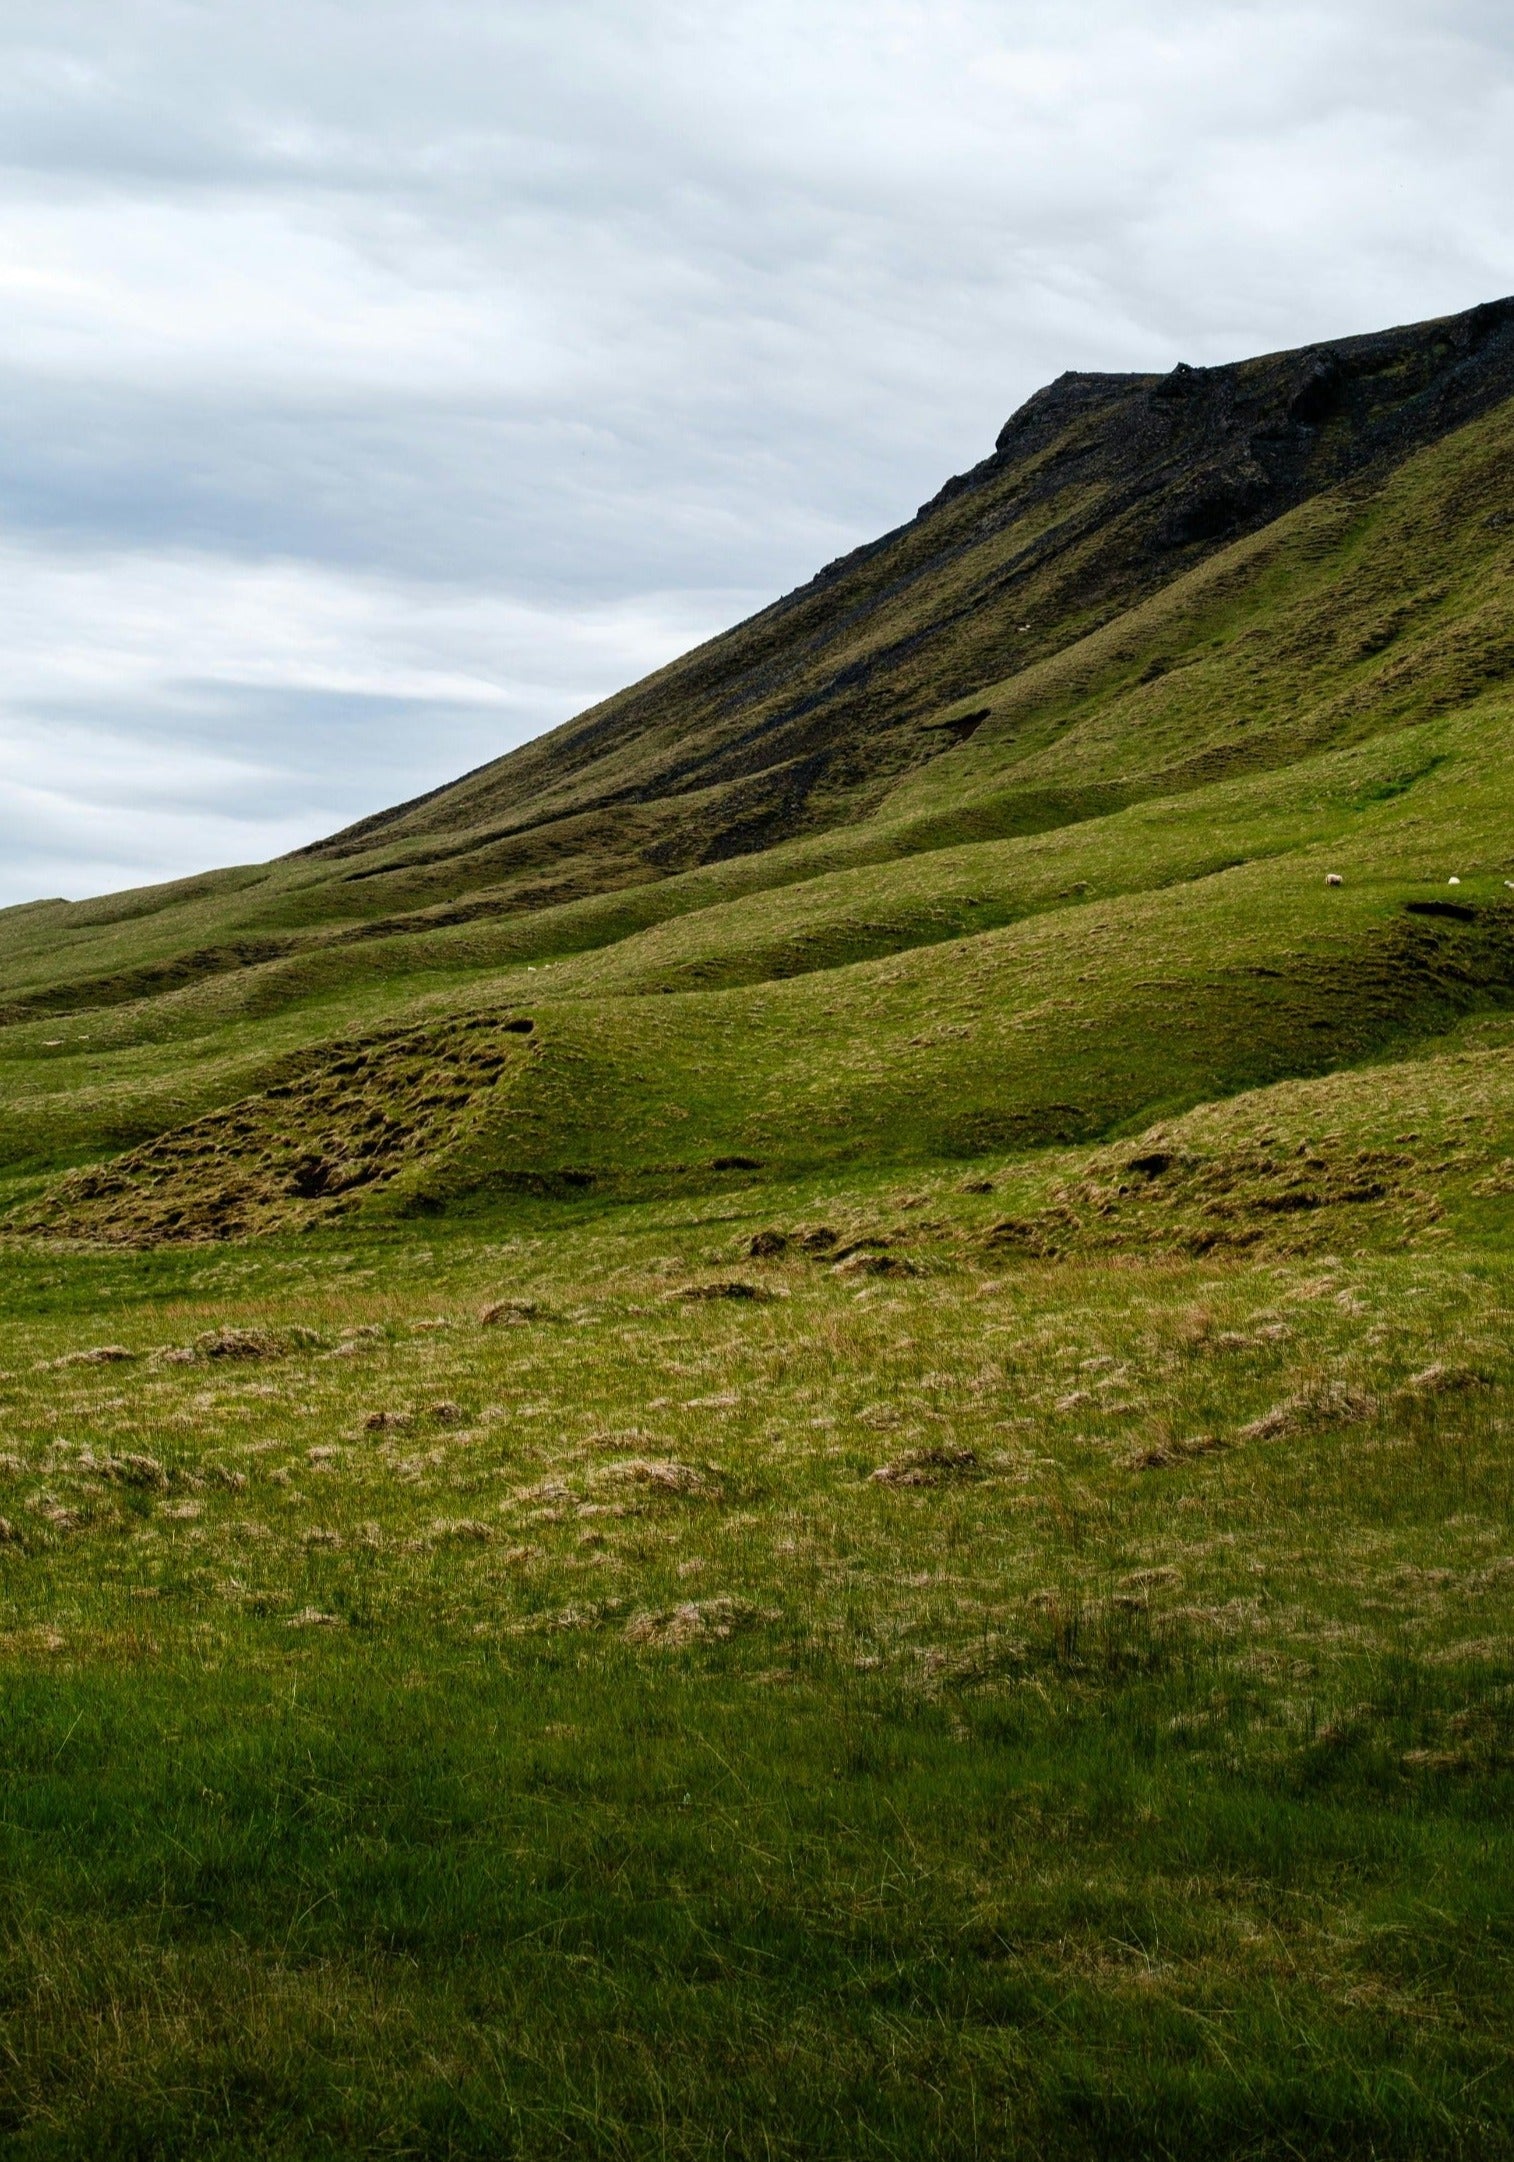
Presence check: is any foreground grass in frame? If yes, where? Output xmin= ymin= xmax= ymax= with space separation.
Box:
xmin=7 ymin=1644 xmax=1513 ymax=2158
xmin=4 ymin=1125 xmax=1514 ymax=2156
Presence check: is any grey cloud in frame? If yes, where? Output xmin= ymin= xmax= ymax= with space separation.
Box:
xmin=0 ymin=378 xmax=880 ymax=595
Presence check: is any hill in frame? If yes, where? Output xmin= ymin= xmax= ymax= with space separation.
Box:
xmin=3 ymin=294 xmax=1514 ymax=1236
xmin=4 ymin=300 xmax=1514 ymax=2158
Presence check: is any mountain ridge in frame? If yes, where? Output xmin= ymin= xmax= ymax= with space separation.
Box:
xmin=298 ymin=296 xmax=1514 ymax=875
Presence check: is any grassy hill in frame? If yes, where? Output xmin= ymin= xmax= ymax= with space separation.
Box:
xmin=4 ymin=299 xmax=1514 ymax=2157
xmin=5 ymin=300 xmax=1514 ymax=1230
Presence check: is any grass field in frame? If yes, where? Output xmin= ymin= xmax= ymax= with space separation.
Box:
xmin=6 ymin=1044 xmax=1514 ymax=2155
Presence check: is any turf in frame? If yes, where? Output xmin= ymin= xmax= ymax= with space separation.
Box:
xmin=6 ymin=1120 xmax=1514 ymax=2156
xmin=4 ymin=301 xmax=1514 ymax=2153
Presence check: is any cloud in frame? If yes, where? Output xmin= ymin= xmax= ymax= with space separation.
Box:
xmin=0 ymin=542 xmax=748 ymax=902
xmin=0 ymin=0 xmax=1511 ymax=903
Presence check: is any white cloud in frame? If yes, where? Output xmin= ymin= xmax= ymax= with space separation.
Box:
xmin=0 ymin=543 xmax=747 ymax=902
xmin=0 ymin=0 xmax=1511 ymax=903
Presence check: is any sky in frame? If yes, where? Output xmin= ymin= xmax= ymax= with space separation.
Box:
xmin=1 ymin=1 xmax=1512 ymax=907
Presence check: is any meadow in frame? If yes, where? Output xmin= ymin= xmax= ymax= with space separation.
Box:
xmin=5 ymin=1046 xmax=1514 ymax=2156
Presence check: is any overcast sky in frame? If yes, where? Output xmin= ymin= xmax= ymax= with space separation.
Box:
xmin=1 ymin=0 xmax=1511 ymax=906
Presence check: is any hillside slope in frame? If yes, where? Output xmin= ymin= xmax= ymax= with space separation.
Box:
xmin=12 ymin=300 xmax=1514 ymax=2162
xmin=5 ymin=294 xmax=1514 ymax=990
xmin=4 ymin=296 xmax=1514 ymax=1238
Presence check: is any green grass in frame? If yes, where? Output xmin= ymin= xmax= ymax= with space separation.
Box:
xmin=5 ymin=1120 xmax=1514 ymax=2153
xmin=9 ymin=1649 xmax=1514 ymax=2157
